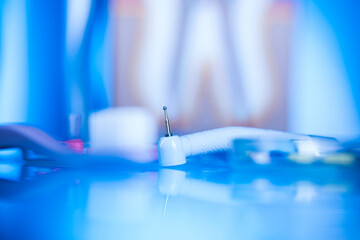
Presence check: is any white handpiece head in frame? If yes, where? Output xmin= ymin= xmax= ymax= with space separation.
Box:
xmin=158 ymin=135 xmax=186 ymax=166
xmin=158 ymin=106 xmax=186 ymax=166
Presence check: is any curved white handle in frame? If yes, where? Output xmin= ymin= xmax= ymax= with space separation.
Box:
xmin=180 ymin=127 xmax=311 ymax=157
xmin=158 ymin=127 xmax=337 ymax=166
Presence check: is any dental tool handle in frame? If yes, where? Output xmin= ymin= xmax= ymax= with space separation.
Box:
xmin=157 ymin=107 xmax=338 ymax=166
xmin=158 ymin=126 xmax=339 ymax=166
xmin=179 ymin=127 xmax=310 ymax=158
xmin=0 ymin=125 xmax=76 ymax=160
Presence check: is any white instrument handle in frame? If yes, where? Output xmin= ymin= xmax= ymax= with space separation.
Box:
xmin=158 ymin=127 xmax=337 ymax=166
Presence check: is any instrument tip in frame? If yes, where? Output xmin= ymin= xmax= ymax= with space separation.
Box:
xmin=163 ymin=106 xmax=172 ymax=137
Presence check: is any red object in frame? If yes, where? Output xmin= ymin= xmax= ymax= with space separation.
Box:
xmin=65 ymin=139 xmax=84 ymax=153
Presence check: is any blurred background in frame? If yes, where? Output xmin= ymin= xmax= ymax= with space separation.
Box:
xmin=0 ymin=0 xmax=359 ymax=142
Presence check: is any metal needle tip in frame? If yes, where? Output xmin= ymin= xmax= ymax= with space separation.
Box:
xmin=163 ymin=106 xmax=172 ymax=137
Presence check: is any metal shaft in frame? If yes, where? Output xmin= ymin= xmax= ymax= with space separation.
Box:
xmin=163 ymin=106 xmax=172 ymax=137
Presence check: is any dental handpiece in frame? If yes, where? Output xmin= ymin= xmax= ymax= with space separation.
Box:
xmin=157 ymin=107 xmax=339 ymax=166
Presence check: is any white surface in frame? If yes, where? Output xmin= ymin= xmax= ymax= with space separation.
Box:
xmin=89 ymin=107 xmax=158 ymax=152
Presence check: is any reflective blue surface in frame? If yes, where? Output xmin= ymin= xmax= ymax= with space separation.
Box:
xmin=0 ymin=152 xmax=359 ymax=240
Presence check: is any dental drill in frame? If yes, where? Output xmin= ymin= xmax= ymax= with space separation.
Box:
xmin=157 ymin=107 xmax=339 ymax=166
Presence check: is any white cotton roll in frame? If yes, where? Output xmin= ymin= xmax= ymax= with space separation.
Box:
xmin=89 ymin=107 xmax=158 ymax=153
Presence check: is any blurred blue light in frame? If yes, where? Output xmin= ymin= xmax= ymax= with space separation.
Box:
xmin=0 ymin=0 xmax=28 ymax=123
xmin=289 ymin=1 xmax=360 ymax=138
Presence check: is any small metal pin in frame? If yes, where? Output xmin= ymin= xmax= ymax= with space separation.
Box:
xmin=163 ymin=106 xmax=172 ymax=137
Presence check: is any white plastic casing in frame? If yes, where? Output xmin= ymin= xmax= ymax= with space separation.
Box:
xmin=158 ymin=135 xmax=186 ymax=166
xmin=157 ymin=127 xmax=339 ymax=167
